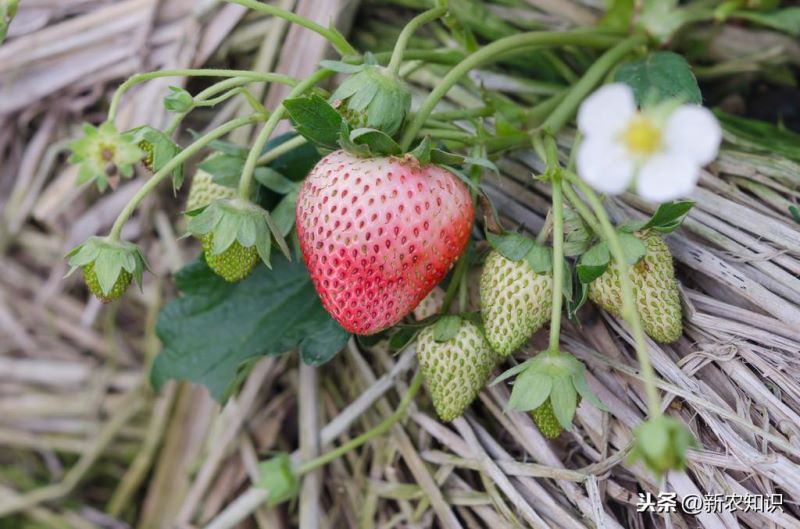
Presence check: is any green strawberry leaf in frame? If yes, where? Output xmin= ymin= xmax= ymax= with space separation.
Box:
xmin=151 ymin=257 xmax=350 ymax=402
xmin=486 ymin=232 xmax=535 ymax=262
xmin=617 ymin=232 xmax=647 ymax=264
xmin=433 ymin=315 xmax=462 ymax=343
xmin=641 ymin=201 xmax=694 ymax=233
xmin=614 ymin=52 xmax=701 ymax=106
xmin=561 ymin=259 xmax=573 ymax=303
xmin=577 ymin=241 xmax=610 ymax=283
xmin=284 ymin=94 xmax=343 ymax=151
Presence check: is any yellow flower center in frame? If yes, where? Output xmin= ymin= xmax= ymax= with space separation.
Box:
xmin=623 ymin=116 xmax=661 ymax=155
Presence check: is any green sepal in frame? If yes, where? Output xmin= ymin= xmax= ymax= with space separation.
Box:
xmin=432 ymin=315 xmax=462 ymax=343
xmin=257 ymin=454 xmax=300 ymax=506
xmin=123 ymin=125 xmax=184 ymax=190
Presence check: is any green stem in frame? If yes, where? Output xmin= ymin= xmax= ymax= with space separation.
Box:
xmin=108 ymin=70 xmax=296 ymax=121
xmin=164 ymin=77 xmax=254 ymax=136
xmin=295 ymin=372 xmax=423 ymax=475
xmin=238 ymin=69 xmax=334 ymax=200
xmin=441 ymin=252 xmax=469 ymax=314
xmin=399 ymin=28 xmax=621 ymax=150
xmin=224 ymin=0 xmax=357 ymax=56
xmin=543 ymin=137 xmax=564 ymax=356
xmin=565 ymin=172 xmax=661 ymax=418
xmin=561 ymin=180 xmax=601 ymax=234
xmin=108 ymin=115 xmax=262 ymax=240
xmin=256 ymin=135 xmax=308 ymax=165
xmin=387 ymin=5 xmax=448 ymax=75
xmin=539 ymin=34 xmax=645 ymax=134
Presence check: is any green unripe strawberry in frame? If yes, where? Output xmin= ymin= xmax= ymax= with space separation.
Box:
xmin=531 ymin=399 xmax=563 ymax=439
xmin=202 ymin=233 xmax=258 ymax=283
xmin=480 ymin=251 xmax=553 ymax=356
xmin=588 ymin=233 xmax=682 ymax=343
xmin=417 ymin=320 xmax=498 ymax=422
xmin=138 ymin=140 xmax=154 ymax=172
xmin=83 ymin=262 xmax=132 ymax=303
xmin=186 ymin=169 xmax=236 ymax=212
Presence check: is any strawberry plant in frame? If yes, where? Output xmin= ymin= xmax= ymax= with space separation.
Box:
xmin=63 ymin=0 xmax=747 ymax=514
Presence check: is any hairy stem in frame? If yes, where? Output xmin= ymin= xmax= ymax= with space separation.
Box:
xmin=387 ymin=5 xmax=448 ymax=75
xmin=238 ymin=69 xmax=334 ymax=200
xmin=399 ymin=28 xmax=621 ymax=150
xmin=295 ymin=372 xmax=423 ymax=475
xmin=108 ymin=115 xmax=262 ymax=241
xmin=108 ymin=70 xmax=296 ymax=121
xmin=565 ymin=172 xmax=661 ymax=418
xmin=224 ymin=0 xmax=357 ymax=56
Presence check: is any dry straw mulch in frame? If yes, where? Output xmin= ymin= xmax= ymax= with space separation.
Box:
xmin=1 ymin=1 xmax=800 ymax=528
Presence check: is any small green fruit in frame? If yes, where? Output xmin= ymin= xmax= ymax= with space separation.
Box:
xmin=531 ymin=399 xmax=563 ymax=439
xmin=83 ymin=262 xmax=132 ymax=303
xmin=417 ymin=320 xmax=498 ymax=422
xmin=202 ymin=233 xmax=258 ymax=282
xmin=480 ymin=251 xmax=552 ymax=356
xmin=588 ymin=233 xmax=682 ymax=343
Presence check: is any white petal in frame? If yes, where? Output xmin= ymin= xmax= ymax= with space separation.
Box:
xmin=577 ymin=83 xmax=637 ymax=139
xmin=576 ymin=136 xmax=635 ymax=195
xmin=664 ymin=105 xmax=722 ymax=165
xmin=636 ymin=153 xmax=699 ymax=202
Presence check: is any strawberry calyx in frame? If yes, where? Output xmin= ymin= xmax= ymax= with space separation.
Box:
xmin=187 ymin=198 xmax=289 ymax=280
xmin=123 ymin=125 xmax=184 ymax=190
xmin=498 ymin=350 xmax=606 ymax=434
xmin=69 ymin=121 xmax=145 ymax=191
xmin=66 ymin=236 xmax=149 ymax=302
xmin=330 ymin=63 xmax=411 ymax=138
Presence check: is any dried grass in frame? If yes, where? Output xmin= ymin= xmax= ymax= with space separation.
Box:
xmin=1 ymin=0 xmax=799 ymax=528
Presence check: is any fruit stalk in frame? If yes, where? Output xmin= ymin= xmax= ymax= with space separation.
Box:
xmin=237 ymin=69 xmax=334 ymax=200
xmin=295 ymin=372 xmax=423 ymax=475
xmin=164 ymin=77 xmax=256 ymax=136
xmin=107 ymin=70 xmax=297 ymax=122
xmin=399 ymin=28 xmax=623 ymax=150
xmin=565 ymin=171 xmax=662 ymax=418
xmin=544 ymin=139 xmax=565 ymax=356
xmin=223 ymin=0 xmax=358 ymax=56
xmin=386 ymin=5 xmax=448 ymax=75
xmin=108 ymin=114 xmax=262 ymax=241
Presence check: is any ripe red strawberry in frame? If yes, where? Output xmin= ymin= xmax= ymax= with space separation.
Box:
xmin=296 ymin=150 xmax=474 ymax=335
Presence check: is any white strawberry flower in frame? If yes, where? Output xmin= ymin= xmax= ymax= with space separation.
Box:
xmin=576 ymin=83 xmax=721 ymax=202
